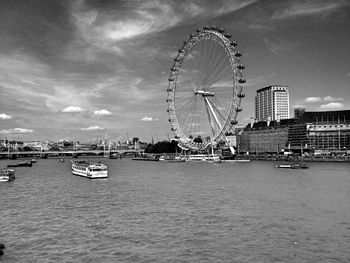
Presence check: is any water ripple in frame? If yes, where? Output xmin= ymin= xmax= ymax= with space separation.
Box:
xmin=0 ymin=159 xmax=349 ymax=262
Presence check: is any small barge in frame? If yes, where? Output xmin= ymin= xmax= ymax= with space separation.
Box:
xmin=7 ymin=160 xmax=32 ymax=168
xmin=132 ymin=154 xmax=159 ymax=161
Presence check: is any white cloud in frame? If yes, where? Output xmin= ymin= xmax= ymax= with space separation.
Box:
xmin=80 ymin=126 xmax=105 ymax=131
xmin=319 ymin=102 xmax=344 ymax=110
xmin=272 ymin=1 xmax=347 ymax=20
xmin=141 ymin=116 xmax=158 ymax=121
xmin=292 ymin=104 xmax=305 ymax=109
xmin=72 ymin=0 xmax=257 ymax=48
xmin=0 ymin=54 xmax=94 ymax=113
xmin=0 ymin=128 xmax=33 ymax=134
xmin=304 ymin=97 xmax=322 ymax=103
xmin=323 ymin=96 xmax=343 ymax=102
xmin=62 ymin=106 xmax=84 ymax=113
xmin=263 ymin=37 xmax=296 ymax=55
xmin=94 ymin=109 xmax=112 ymax=115
xmin=0 ymin=113 xmax=12 ymax=120
xmin=72 ymin=1 xmax=181 ymax=46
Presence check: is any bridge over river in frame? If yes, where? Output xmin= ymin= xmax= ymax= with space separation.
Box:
xmin=0 ymin=149 xmax=143 ymax=159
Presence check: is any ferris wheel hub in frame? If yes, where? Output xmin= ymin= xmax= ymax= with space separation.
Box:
xmin=194 ymin=89 xmax=214 ymax=97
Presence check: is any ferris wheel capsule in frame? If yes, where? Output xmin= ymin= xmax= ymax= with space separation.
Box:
xmin=230 ymin=41 xmax=237 ymax=46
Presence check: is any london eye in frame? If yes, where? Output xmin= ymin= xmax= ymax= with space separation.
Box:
xmin=166 ymin=26 xmax=245 ymax=152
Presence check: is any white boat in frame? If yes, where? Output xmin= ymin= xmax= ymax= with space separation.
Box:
xmin=71 ymin=161 xmax=108 ymax=179
xmin=159 ymin=155 xmax=185 ymax=162
xmin=222 ymin=158 xmax=251 ymax=163
xmin=0 ymin=169 xmax=15 ymax=182
xmin=186 ymin=154 xmax=221 ymax=163
xmin=275 ymin=162 xmax=308 ymax=169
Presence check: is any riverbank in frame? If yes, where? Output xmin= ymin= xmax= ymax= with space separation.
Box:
xmin=246 ymin=155 xmax=350 ymax=162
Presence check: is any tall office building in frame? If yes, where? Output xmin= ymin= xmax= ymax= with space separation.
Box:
xmin=255 ymin=85 xmax=290 ymax=122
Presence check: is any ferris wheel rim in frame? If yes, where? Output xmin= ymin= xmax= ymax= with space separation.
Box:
xmin=166 ymin=26 xmax=245 ymax=151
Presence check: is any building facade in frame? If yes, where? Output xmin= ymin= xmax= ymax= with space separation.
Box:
xmin=239 ymin=109 xmax=350 ymax=154
xmin=298 ymin=110 xmax=350 ymax=152
xmin=255 ymin=85 xmax=290 ymax=122
xmin=239 ymin=119 xmax=300 ymax=154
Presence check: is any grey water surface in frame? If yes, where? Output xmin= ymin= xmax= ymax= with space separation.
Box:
xmin=1 ymin=159 xmax=349 ymax=262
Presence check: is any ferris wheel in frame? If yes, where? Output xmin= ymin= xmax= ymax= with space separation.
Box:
xmin=166 ymin=26 xmax=246 ymax=152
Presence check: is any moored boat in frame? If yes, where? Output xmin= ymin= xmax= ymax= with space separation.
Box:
xmin=109 ymin=153 xmax=121 ymax=159
xmin=132 ymin=154 xmax=159 ymax=161
xmin=0 ymin=169 xmax=15 ymax=182
xmin=186 ymin=154 xmax=221 ymax=163
xmin=71 ymin=161 xmax=108 ymax=179
xmin=159 ymin=155 xmax=185 ymax=162
xmin=276 ymin=162 xmax=308 ymax=169
xmin=222 ymin=158 xmax=250 ymax=163
xmin=7 ymin=160 xmax=32 ymax=168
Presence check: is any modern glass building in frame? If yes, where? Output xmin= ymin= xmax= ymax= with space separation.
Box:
xmin=255 ymin=85 xmax=290 ymax=121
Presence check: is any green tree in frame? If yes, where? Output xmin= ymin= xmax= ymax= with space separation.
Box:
xmin=193 ymin=135 xmax=202 ymax=143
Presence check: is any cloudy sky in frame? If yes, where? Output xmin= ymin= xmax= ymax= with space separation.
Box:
xmin=0 ymin=0 xmax=349 ymax=142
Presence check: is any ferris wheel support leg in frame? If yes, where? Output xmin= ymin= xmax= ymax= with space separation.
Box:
xmin=204 ymin=98 xmax=216 ymax=136
xmin=205 ymin=97 xmax=222 ymax=130
xmin=205 ymin=98 xmax=236 ymax=155
xmin=224 ymin=136 xmax=236 ymax=155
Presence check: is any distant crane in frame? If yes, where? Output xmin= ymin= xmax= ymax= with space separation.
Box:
xmin=103 ymin=129 xmax=110 ymax=157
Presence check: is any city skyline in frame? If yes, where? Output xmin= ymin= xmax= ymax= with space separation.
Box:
xmin=1 ymin=0 xmax=350 ymax=142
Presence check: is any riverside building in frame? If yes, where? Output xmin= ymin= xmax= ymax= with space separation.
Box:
xmin=255 ymin=85 xmax=290 ymax=122
xmin=239 ymin=109 xmax=350 ymax=155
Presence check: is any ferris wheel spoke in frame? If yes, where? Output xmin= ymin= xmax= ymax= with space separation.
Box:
xmin=203 ymin=44 xmax=227 ymax=87
xmin=204 ymin=51 xmax=228 ymax=89
xmin=208 ymin=63 xmax=232 ymax=90
xmin=177 ymin=97 xmax=203 ymax=136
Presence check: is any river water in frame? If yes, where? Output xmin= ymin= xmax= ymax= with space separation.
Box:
xmin=0 ymin=158 xmax=349 ymax=262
